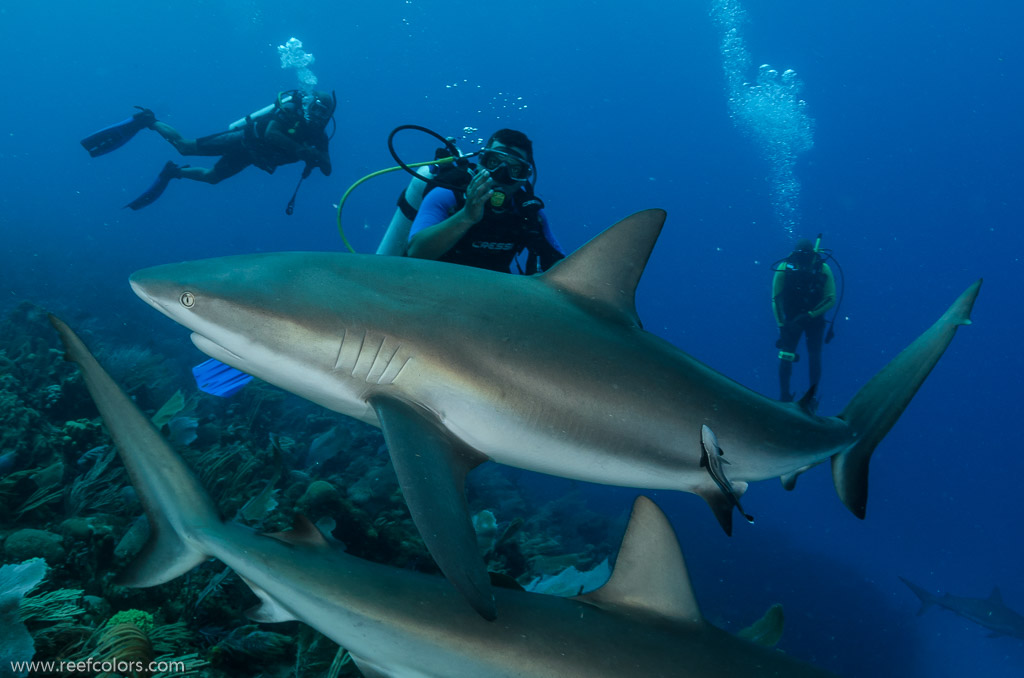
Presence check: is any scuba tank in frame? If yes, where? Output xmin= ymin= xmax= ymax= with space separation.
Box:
xmin=377 ymin=164 xmax=435 ymax=256
xmin=227 ymin=92 xmax=299 ymax=131
xmin=335 ymin=125 xmax=474 ymax=254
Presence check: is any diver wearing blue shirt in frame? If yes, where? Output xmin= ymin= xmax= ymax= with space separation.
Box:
xmin=407 ymin=129 xmax=564 ymax=274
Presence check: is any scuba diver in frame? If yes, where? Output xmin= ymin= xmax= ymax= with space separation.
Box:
xmin=79 ymin=90 xmax=335 ymax=211
xmin=771 ymin=238 xmax=838 ymax=406
xmin=404 ymin=129 xmax=564 ymax=274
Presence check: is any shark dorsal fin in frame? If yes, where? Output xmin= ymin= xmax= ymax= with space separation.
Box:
xmin=577 ymin=496 xmax=702 ymax=624
xmin=737 ymin=603 xmax=785 ymax=647
xmin=990 ymin=587 xmax=1003 ymax=604
xmin=539 ymin=209 xmax=666 ymax=326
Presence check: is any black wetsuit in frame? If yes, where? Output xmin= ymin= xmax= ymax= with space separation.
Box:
xmin=192 ymin=94 xmax=331 ymax=180
xmin=773 ymin=252 xmax=835 ymax=401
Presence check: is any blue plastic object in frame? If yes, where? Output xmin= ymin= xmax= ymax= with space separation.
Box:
xmin=192 ymin=359 xmax=254 ymax=397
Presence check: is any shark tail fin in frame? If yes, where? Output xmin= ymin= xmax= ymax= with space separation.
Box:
xmin=832 ymin=280 xmax=981 ymax=518
xmin=899 ymin=577 xmax=937 ymax=616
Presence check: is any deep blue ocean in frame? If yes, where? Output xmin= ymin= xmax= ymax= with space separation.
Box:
xmin=2 ymin=1 xmax=1022 ymax=676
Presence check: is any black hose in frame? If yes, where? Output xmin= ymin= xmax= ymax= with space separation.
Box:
xmin=285 ymin=166 xmax=311 ymax=215
xmin=387 ymin=125 xmax=474 ymax=192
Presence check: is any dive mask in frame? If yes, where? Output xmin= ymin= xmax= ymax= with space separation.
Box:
xmin=480 ymin=148 xmax=533 ymax=183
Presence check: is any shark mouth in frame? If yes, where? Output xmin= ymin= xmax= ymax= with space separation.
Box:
xmin=190 ymin=332 xmax=245 ymax=363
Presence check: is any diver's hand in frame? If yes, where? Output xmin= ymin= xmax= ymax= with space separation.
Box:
xmin=460 ymin=168 xmax=495 ymax=224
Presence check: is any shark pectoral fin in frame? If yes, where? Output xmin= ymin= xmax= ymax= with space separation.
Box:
xmin=539 ymin=209 xmax=666 ymax=326
xmin=697 ymin=486 xmax=736 ymax=536
xmin=115 ymin=518 xmax=209 ymax=587
xmin=578 ymin=496 xmax=703 ymax=625
xmin=737 ymin=603 xmax=785 ymax=647
xmin=370 ymin=396 xmax=496 ymax=621
xmin=239 ymin=575 xmax=299 ymax=623
xmin=51 ymin=314 xmax=220 ymax=589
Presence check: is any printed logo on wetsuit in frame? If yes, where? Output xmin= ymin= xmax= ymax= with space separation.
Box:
xmin=471 ymin=241 xmax=515 ymax=250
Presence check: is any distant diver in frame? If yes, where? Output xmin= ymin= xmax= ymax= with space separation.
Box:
xmin=79 ymin=90 xmax=336 ymax=212
xmin=771 ymin=235 xmax=842 ymax=406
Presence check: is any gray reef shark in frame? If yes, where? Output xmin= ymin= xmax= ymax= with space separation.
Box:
xmin=128 ymin=209 xmax=980 ymax=619
xmin=49 ymin=314 xmax=838 ymax=677
xmin=900 ymin=577 xmax=1024 ymax=641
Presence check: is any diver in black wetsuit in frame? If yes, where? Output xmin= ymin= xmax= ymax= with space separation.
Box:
xmin=405 ymin=129 xmax=564 ymax=274
xmin=772 ymin=239 xmax=837 ymax=404
xmin=80 ymin=90 xmax=334 ymax=210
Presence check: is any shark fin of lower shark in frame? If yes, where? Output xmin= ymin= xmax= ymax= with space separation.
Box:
xmin=370 ymin=396 xmax=496 ymax=620
xmin=48 ymin=313 xmax=215 ymax=588
xmin=833 ymin=279 xmax=981 ymax=518
xmin=539 ymin=209 xmax=666 ymax=326
xmin=577 ymin=496 xmax=702 ymax=625
xmin=348 ymin=656 xmax=391 ymax=678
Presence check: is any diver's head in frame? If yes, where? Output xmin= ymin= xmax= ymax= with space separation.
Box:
xmin=480 ymin=129 xmax=534 ymax=187
xmin=791 ymin=238 xmax=817 ymax=266
xmin=793 ymin=238 xmax=815 ymax=253
xmin=303 ymin=90 xmax=335 ymax=128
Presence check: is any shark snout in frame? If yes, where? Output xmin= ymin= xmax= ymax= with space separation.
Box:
xmin=129 ymin=271 xmax=179 ymax=318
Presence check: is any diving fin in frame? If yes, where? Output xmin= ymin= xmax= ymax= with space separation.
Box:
xmin=192 ymin=359 xmax=254 ymax=397
xmin=80 ymin=106 xmax=156 ymax=158
xmin=125 ymin=161 xmax=181 ymax=211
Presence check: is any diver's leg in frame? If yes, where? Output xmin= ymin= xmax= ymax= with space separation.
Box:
xmin=804 ymin=317 xmax=826 ymax=392
xmin=152 ymin=121 xmax=199 ymax=155
xmin=776 ymin=322 xmax=801 ymax=401
xmin=778 ymin=360 xmax=794 ymax=402
xmin=177 ymin=153 xmax=250 ymax=185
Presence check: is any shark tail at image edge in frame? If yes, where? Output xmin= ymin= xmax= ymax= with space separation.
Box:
xmin=825 ymin=279 xmax=982 ymax=518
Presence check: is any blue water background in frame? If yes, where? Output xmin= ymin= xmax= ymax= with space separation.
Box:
xmin=2 ymin=1 xmax=1021 ymax=676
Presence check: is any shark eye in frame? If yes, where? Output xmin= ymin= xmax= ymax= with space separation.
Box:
xmin=180 ymin=292 xmax=196 ymax=308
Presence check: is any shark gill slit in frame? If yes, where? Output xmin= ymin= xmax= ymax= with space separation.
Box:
xmin=353 ymin=334 xmax=386 ymax=381
xmin=367 ymin=339 xmax=401 ymax=384
xmin=384 ymin=355 xmax=412 ymax=385
xmin=332 ymin=328 xmax=368 ymax=375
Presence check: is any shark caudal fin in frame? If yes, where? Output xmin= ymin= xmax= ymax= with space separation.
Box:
xmin=899 ymin=577 xmax=938 ymax=616
xmin=50 ymin=315 xmax=218 ymax=587
xmin=832 ymin=280 xmax=981 ymax=518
